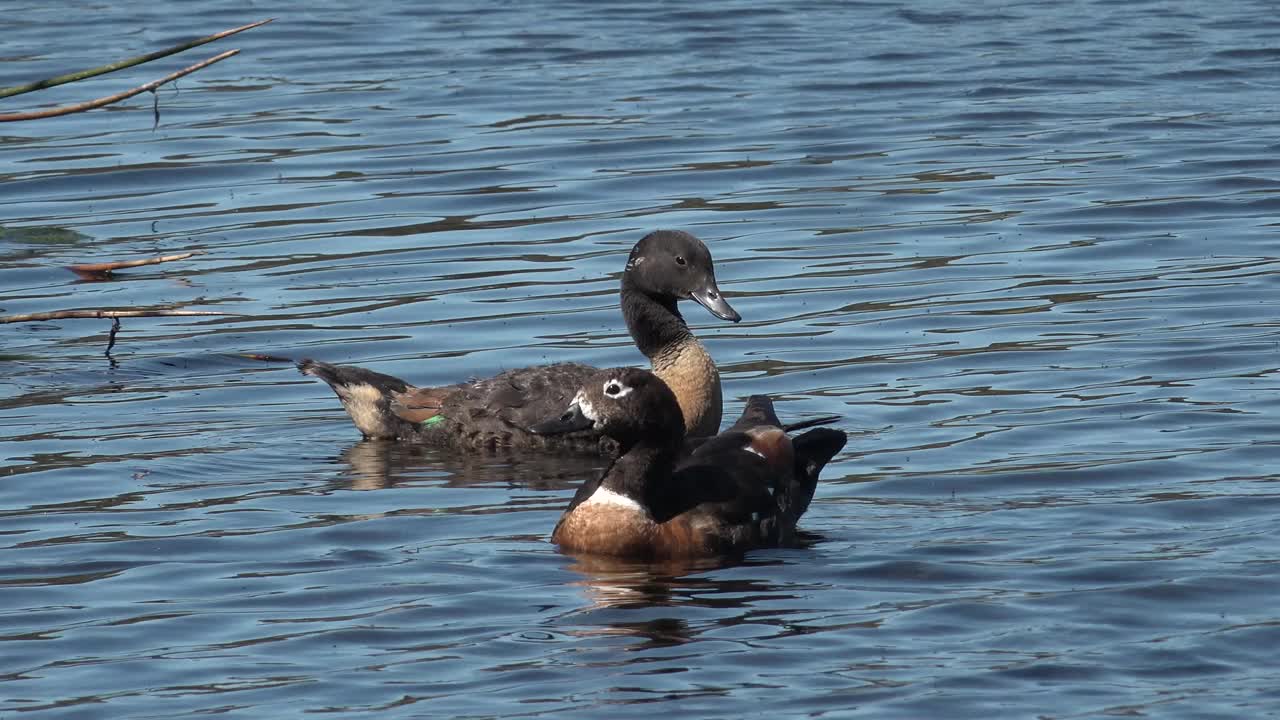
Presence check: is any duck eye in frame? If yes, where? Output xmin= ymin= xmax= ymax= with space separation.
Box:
xmin=602 ymin=380 xmax=632 ymax=398
xmin=675 ymin=255 xmax=687 ymax=266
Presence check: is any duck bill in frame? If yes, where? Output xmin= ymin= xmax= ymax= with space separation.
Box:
xmin=529 ymin=402 xmax=594 ymax=435
xmin=690 ymin=283 xmax=741 ymax=323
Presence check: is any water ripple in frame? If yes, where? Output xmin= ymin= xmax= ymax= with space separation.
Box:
xmin=4 ymin=0 xmax=1280 ymax=717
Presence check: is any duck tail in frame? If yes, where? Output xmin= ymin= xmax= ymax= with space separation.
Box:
xmin=297 ymin=359 xmax=415 ymax=439
xmin=776 ymin=427 xmax=848 ymax=539
xmin=729 ymin=394 xmax=782 ymax=431
xmin=730 ymin=396 xmax=841 ymax=433
xmin=782 ymin=414 xmax=842 ymax=433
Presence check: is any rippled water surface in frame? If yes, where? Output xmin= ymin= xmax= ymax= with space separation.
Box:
xmin=4 ymin=1 xmax=1280 ymax=717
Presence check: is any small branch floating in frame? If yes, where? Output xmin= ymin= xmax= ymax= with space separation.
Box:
xmin=2 ymin=308 xmax=237 ymax=357
xmin=0 ymin=309 xmax=231 ymax=324
xmin=66 ymin=251 xmax=202 ymax=281
xmin=0 ymin=18 xmax=274 ymax=122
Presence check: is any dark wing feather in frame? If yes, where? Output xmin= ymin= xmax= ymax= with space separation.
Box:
xmin=442 ymin=362 xmax=597 ymax=428
xmin=434 ymin=362 xmax=613 ymax=452
xmin=660 ymin=454 xmax=778 ymax=523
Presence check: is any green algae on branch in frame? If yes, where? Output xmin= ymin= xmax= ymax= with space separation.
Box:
xmin=0 ymin=226 xmax=93 ymax=245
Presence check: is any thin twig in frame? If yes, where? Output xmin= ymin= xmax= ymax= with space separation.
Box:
xmin=0 ymin=50 xmax=240 ymax=122
xmin=67 ymin=251 xmax=201 ymax=280
xmin=239 ymin=353 xmax=297 ymax=363
xmin=106 ymin=317 xmax=122 ymax=356
xmin=0 ymin=19 xmax=273 ymax=99
xmin=1 ymin=309 xmax=230 ymax=323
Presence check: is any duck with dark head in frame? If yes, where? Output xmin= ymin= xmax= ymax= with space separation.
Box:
xmin=299 ymin=230 xmax=740 ymax=455
xmin=531 ymin=367 xmax=847 ymax=560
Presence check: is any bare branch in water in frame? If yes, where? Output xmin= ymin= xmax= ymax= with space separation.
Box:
xmin=1 ymin=309 xmax=231 ymax=324
xmin=0 ymin=18 xmax=274 ymax=100
xmin=4 ymin=308 xmax=235 ymax=357
xmin=239 ymin=353 xmax=297 ymax=363
xmin=67 ymin=251 xmax=202 ymax=280
xmin=0 ymin=50 xmax=241 ymax=122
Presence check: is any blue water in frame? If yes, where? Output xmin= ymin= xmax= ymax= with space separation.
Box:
xmin=3 ymin=1 xmax=1280 ymax=717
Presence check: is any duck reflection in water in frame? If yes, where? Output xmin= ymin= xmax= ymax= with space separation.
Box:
xmin=557 ymin=553 xmax=820 ymax=647
xmin=331 ymin=440 xmax=607 ymax=491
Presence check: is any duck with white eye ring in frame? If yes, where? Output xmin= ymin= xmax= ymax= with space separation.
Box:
xmin=531 ymin=367 xmax=847 ymax=560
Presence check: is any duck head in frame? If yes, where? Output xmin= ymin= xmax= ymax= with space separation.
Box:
xmin=529 ymin=367 xmax=686 ymax=449
xmin=623 ymin=230 xmax=740 ymax=322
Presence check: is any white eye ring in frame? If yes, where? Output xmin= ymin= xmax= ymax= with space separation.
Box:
xmin=603 ymin=380 xmax=632 ymax=398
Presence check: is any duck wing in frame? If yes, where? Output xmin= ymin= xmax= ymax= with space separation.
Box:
xmin=442 ymin=362 xmax=598 ymax=428
xmin=432 ymin=362 xmax=615 ymax=452
xmin=663 ymin=455 xmax=779 ymax=523
xmin=682 ymin=415 xmax=847 ymax=546
xmin=390 ymin=385 xmax=461 ymax=423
